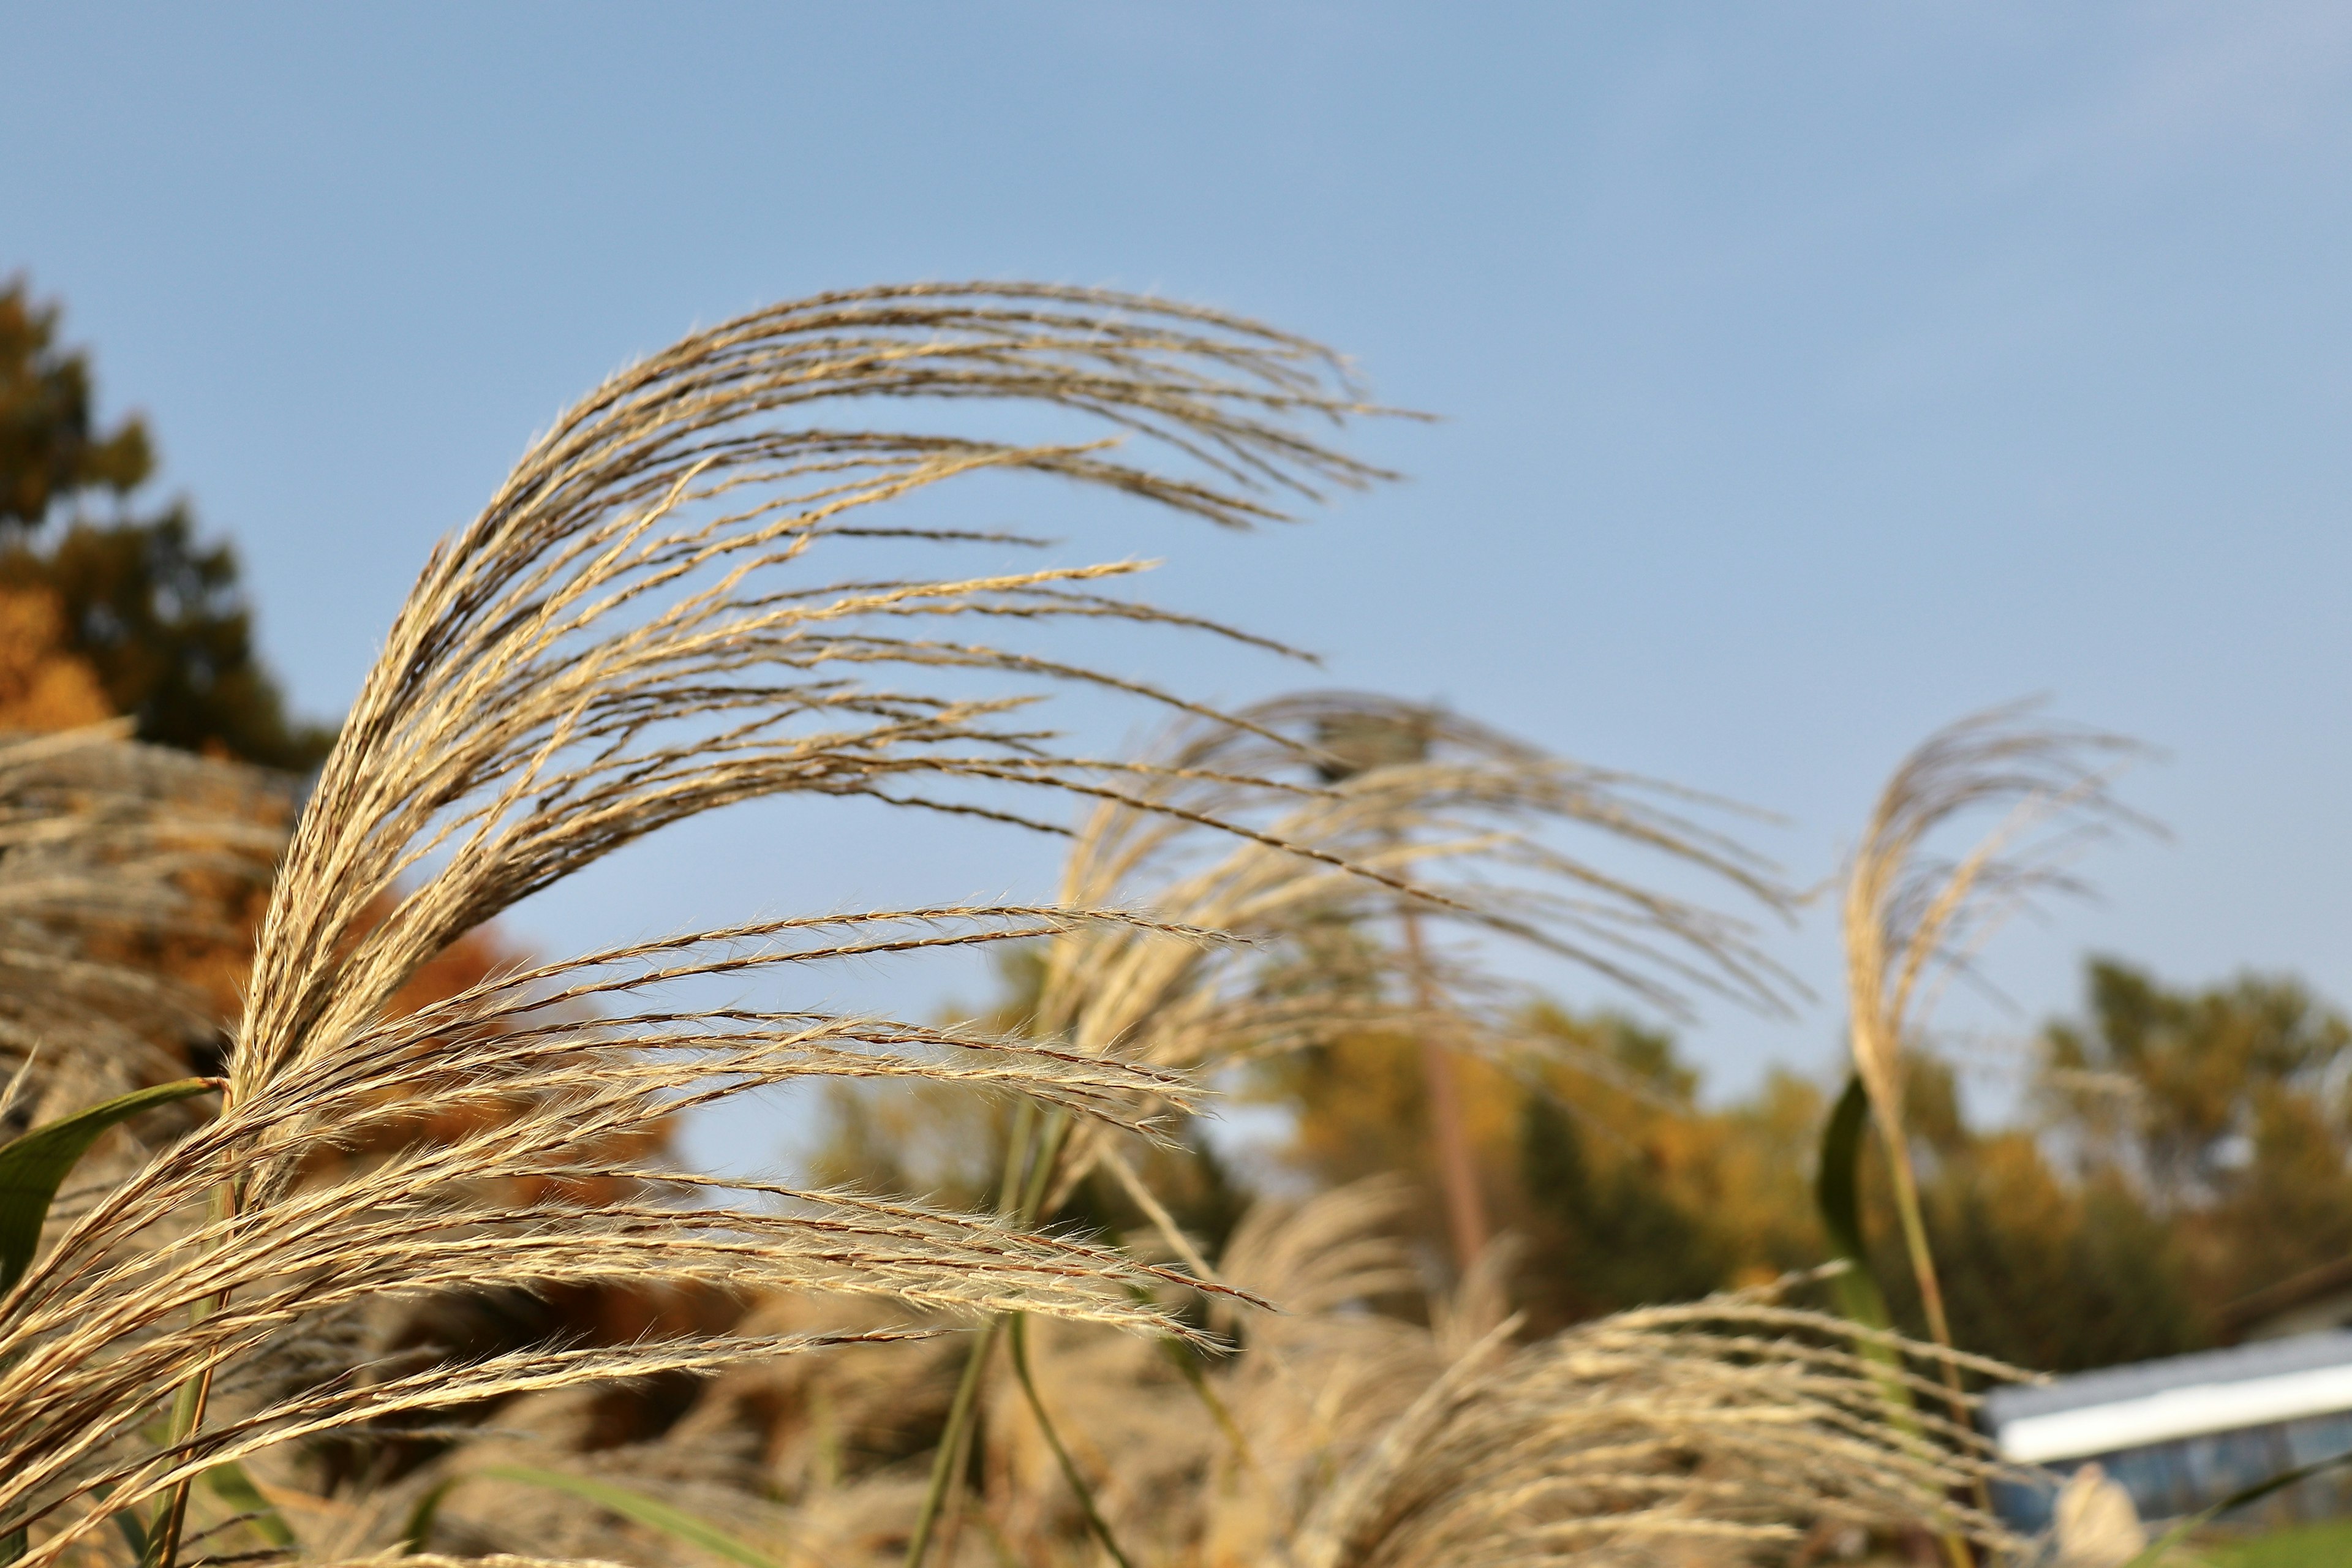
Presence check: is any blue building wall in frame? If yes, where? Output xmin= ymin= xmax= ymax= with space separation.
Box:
xmin=1996 ymin=1410 xmax=2352 ymax=1534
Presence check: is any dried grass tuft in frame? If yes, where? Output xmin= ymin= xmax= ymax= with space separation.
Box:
xmin=1842 ymin=701 xmax=2150 ymax=1135
xmin=1286 ymin=1292 xmax=2023 ymax=1568
xmin=0 ymin=722 xmax=290 ymax=1134
xmin=483 ymin=1183 xmax=2026 ymax=1568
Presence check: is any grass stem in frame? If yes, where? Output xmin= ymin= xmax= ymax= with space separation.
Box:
xmin=1008 ymin=1313 xmax=1136 ymax=1568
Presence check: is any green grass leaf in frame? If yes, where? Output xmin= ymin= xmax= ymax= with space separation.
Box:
xmin=2124 ymin=1445 xmax=2352 ymax=1568
xmin=202 ymin=1461 xmax=297 ymax=1550
xmin=1008 ymin=1313 xmax=1137 ymax=1568
xmin=2212 ymin=1516 xmax=2352 ymax=1567
xmin=0 ymin=1077 xmax=220 ymax=1297
xmin=475 ymin=1466 xmax=798 ymax=1568
xmin=1816 ymin=1072 xmax=1892 ymax=1329
xmin=399 ymin=1479 xmax=454 ymax=1555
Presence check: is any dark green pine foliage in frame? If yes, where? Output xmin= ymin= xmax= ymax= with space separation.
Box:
xmin=0 ymin=284 xmax=153 ymax=528
xmin=0 ymin=279 xmax=331 ymax=769
xmin=1516 ymin=1090 xmax=1728 ymax=1325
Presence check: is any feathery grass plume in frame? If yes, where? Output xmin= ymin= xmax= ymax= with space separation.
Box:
xmin=1286 ymin=1292 xmax=2026 ymax=1568
xmin=878 ymin=693 xmax=1804 ymax=1562
xmin=0 ymin=722 xmax=289 ymax=1137
xmin=1212 ymin=1192 xmax=2022 ymax=1568
xmin=1044 ymin=692 xmax=1798 ymax=1042
xmin=0 ymin=284 xmax=1394 ymax=1564
xmin=1841 ymin=703 xmax=2149 ymax=1429
xmin=1023 ymin=690 xmax=1801 ymax=1240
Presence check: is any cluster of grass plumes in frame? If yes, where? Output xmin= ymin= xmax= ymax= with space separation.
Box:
xmin=0 ymin=284 xmax=1400 ymax=1564
xmin=396 ymin=1183 xmax=2022 ymax=1567
xmin=0 ymin=286 xmax=2045 ymax=1568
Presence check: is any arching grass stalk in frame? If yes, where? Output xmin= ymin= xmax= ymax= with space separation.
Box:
xmin=1840 ymin=705 xmax=2150 ymax=1564
xmin=1007 ymin=1313 xmax=1136 ymax=1568
xmin=0 ymin=285 xmax=1397 ymax=1567
xmin=905 ymin=1099 xmax=1106 ymax=1568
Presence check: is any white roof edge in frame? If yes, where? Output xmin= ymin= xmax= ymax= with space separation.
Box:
xmin=1997 ymin=1362 xmax=2352 ymax=1463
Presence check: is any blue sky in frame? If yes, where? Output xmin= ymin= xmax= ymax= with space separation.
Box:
xmin=9 ymin=4 xmax=2352 ymax=1160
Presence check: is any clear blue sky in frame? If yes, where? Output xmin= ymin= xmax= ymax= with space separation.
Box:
xmin=10 ymin=4 xmax=2351 ymax=1159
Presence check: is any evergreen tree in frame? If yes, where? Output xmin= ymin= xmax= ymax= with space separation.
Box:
xmin=0 ymin=277 xmax=331 ymax=768
xmin=2042 ymin=958 xmax=2352 ymax=1316
xmin=0 ymin=282 xmax=152 ymax=527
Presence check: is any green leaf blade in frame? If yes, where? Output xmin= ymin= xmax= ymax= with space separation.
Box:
xmin=475 ymin=1466 xmax=796 ymax=1568
xmin=202 ymin=1461 xmax=297 ymax=1550
xmin=0 ymin=1077 xmax=219 ymax=1297
xmin=1817 ymin=1072 xmax=1893 ymax=1330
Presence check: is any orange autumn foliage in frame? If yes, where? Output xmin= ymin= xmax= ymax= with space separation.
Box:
xmin=0 ymin=582 xmax=665 ymax=1189
xmin=0 ymin=585 xmax=110 ymax=733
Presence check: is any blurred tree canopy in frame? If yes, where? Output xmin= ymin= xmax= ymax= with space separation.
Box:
xmin=1265 ymin=1007 xmax=1821 ymax=1332
xmin=0 ymin=283 xmax=152 ymax=526
xmin=0 ymin=277 xmax=331 ymax=768
xmin=809 ymin=946 xmax=2352 ymax=1381
xmin=1272 ymin=960 xmax=2352 ymax=1374
xmin=1811 ymin=962 xmax=2352 ymax=1374
xmin=2041 ymin=959 xmax=2352 ymax=1325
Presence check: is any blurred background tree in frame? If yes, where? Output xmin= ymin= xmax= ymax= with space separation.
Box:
xmin=0 ymin=277 xmax=332 ymax=767
xmin=2041 ymin=960 xmax=2352 ymax=1330
xmin=814 ymin=946 xmax=2352 ymax=1381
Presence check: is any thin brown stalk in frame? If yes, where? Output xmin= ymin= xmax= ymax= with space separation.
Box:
xmin=1401 ymin=903 xmax=1487 ymax=1272
xmin=1841 ymin=701 xmax=2151 ymax=1543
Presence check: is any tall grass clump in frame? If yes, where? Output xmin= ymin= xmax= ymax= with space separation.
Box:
xmin=878 ymin=690 xmax=1808 ymax=1562
xmin=0 ymin=283 xmax=1395 ymax=1566
xmin=0 ymin=286 xmax=2054 ymax=1568
xmin=1839 ymin=703 xmax=2149 ymax=1438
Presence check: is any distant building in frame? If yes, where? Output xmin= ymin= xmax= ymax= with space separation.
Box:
xmin=1983 ymin=1332 xmax=2352 ymax=1533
